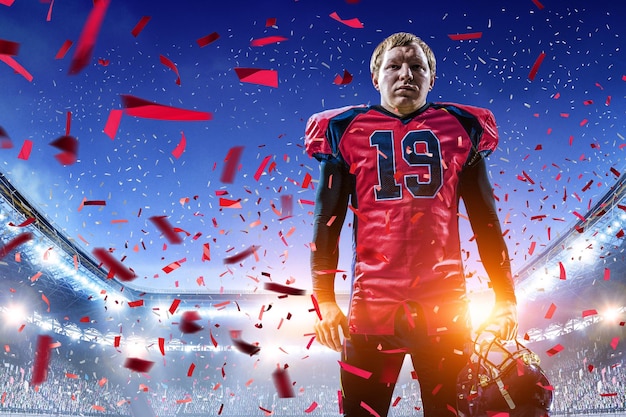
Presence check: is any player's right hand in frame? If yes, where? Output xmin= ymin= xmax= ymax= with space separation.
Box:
xmin=314 ymin=301 xmax=350 ymax=352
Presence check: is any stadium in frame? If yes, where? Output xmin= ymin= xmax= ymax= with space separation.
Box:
xmin=1 ymin=0 xmax=625 ymax=416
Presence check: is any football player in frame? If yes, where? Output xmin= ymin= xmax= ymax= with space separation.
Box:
xmin=306 ymin=32 xmax=517 ymax=417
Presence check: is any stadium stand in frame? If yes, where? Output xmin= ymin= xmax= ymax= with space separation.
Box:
xmin=1 ymin=168 xmax=625 ymax=416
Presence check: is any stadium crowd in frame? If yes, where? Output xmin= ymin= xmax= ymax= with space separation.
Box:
xmin=0 ymin=323 xmax=624 ymax=416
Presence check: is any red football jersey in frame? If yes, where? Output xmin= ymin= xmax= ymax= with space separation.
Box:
xmin=306 ymin=103 xmax=499 ymax=335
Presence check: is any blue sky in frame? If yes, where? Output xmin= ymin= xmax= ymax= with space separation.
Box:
xmin=0 ymin=0 xmax=624 ymax=295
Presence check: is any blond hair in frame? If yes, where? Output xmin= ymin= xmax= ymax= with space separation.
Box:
xmin=370 ymin=32 xmax=436 ymax=78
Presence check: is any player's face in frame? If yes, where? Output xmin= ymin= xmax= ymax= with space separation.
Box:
xmin=372 ymin=43 xmax=434 ymax=116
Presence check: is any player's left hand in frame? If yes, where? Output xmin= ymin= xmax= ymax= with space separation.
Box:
xmin=478 ymin=300 xmax=518 ymax=341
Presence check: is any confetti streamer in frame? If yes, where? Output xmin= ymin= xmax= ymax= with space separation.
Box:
xmin=338 ymin=361 xmax=373 ymax=379
xmin=121 ymin=94 xmax=211 ymax=121
xmin=0 ymin=55 xmax=33 ymax=81
xmin=234 ymin=67 xmax=279 ymax=88
xmin=528 ymin=52 xmax=546 ymax=81
xmin=264 ymin=282 xmax=306 ymax=296
xmin=251 ymin=36 xmax=288 ymax=47
xmin=92 ymin=247 xmax=136 ymax=281
xmin=128 ymin=300 xmax=144 ymax=308
xmin=329 ymin=12 xmax=364 ymax=29
xmin=448 ymin=32 xmax=483 ymax=41
xmin=197 ymin=32 xmax=219 ymax=47
xmin=131 ymin=16 xmax=151 ymax=37
xmin=123 ymin=357 xmax=154 ymax=373
xmin=32 ymin=335 xmax=53 ymax=385
xmin=68 ymin=0 xmax=111 ymax=75
xmin=187 ymin=363 xmax=196 ymax=377
xmin=0 ymin=232 xmax=33 ymax=259
xmin=159 ymin=54 xmax=181 ymax=85
xmin=8 ymin=217 xmax=35 ymax=227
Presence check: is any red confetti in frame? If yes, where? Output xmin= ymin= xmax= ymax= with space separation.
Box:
xmin=447 ymin=32 xmax=483 ymax=41
xmin=251 ymin=36 xmax=288 ymax=47
xmin=0 ymin=39 xmax=19 ymax=55
xmin=158 ymin=337 xmax=165 ymax=355
xmin=582 ymin=309 xmax=597 ymax=318
xmin=610 ymin=337 xmax=619 ymax=350
xmin=128 ymin=299 xmax=144 ymax=308
xmin=333 ymin=69 xmax=353 ymax=85
xmin=32 ymin=335 xmax=53 ymax=386
xmin=197 ymin=32 xmax=219 ymax=47
xmin=531 ymin=0 xmax=545 ymax=9
xmin=16 ymin=139 xmax=32 ymax=159
xmin=131 ymin=16 xmax=151 ymax=37
xmin=528 ymin=51 xmax=546 ymax=81
xmin=121 ymin=94 xmax=212 ymax=121
xmin=254 ymin=155 xmax=272 ymax=180
xmin=604 ymin=268 xmax=610 ymax=281
xmin=187 ymin=363 xmax=196 ymax=377
xmin=329 ymin=11 xmax=364 ymax=29
xmin=304 ymin=401 xmax=318 ymax=413
xmin=546 ymin=344 xmax=564 ymax=357
xmin=0 ymin=0 xmax=15 ymax=6
xmin=223 ymin=245 xmax=260 ymax=264
xmin=234 ymin=67 xmax=279 ymax=88
xmin=272 ymin=366 xmax=295 ymax=398
xmin=103 ymin=109 xmax=123 ymax=139
xmin=221 ymin=146 xmax=244 ymax=183
xmin=92 ymin=247 xmax=136 ymax=281
xmin=150 ymin=215 xmax=183 ymax=244
xmin=168 ymin=299 xmax=181 ymax=315
xmin=558 ymin=262 xmax=566 ymax=280
xmin=544 ymin=303 xmax=557 ymax=319
xmin=202 ymin=243 xmax=211 ymax=261
xmin=265 ymin=17 xmax=276 ymax=27
xmin=68 ymin=0 xmax=110 ymax=75
xmin=171 ymin=131 xmax=187 ymax=159
xmin=179 ymin=311 xmax=203 ymax=334
xmin=49 ymin=135 xmax=78 ymax=165
xmin=264 ymin=282 xmax=306 ymax=296
xmin=54 ymin=40 xmax=73 ymax=59
xmin=123 ymin=357 xmax=154 ymax=373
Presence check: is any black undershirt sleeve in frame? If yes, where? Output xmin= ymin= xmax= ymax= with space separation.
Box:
xmin=310 ymin=156 xmax=354 ymax=304
xmin=459 ymin=156 xmax=516 ymax=304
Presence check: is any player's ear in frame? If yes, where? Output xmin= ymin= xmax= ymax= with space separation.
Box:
xmin=372 ymin=72 xmax=380 ymax=91
xmin=428 ymin=74 xmax=435 ymax=91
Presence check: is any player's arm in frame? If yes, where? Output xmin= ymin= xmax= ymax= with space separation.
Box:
xmin=460 ymin=156 xmax=518 ymax=340
xmin=311 ymin=156 xmax=353 ymax=351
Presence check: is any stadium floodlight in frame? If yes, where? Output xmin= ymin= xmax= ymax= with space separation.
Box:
xmin=2 ymin=303 xmax=26 ymax=326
